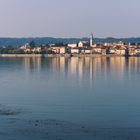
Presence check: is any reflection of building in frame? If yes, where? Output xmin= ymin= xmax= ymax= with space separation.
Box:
xmin=69 ymin=57 xmax=78 ymax=74
xmin=22 ymin=57 xmax=140 ymax=87
xmin=90 ymin=58 xmax=93 ymax=81
xmin=78 ymin=58 xmax=83 ymax=80
xmin=128 ymin=57 xmax=140 ymax=75
xmin=51 ymin=58 xmax=60 ymax=73
xmin=23 ymin=57 xmax=41 ymax=77
xmin=60 ymin=57 xmax=65 ymax=74
xmin=23 ymin=57 xmax=31 ymax=74
xmin=109 ymin=57 xmax=125 ymax=80
xmin=36 ymin=57 xmax=41 ymax=71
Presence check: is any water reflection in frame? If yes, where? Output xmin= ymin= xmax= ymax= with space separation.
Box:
xmin=22 ymin=56 xmax=140 ymax=83
xmin=1 ymin=56 xmax=140 ymax=129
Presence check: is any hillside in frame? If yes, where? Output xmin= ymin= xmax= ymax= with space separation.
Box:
xmin=0 ymin=37 xmax=140 ymax=48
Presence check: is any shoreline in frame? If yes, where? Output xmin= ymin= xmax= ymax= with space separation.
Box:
xmin=0 ymin=54 xmax=139 ymax=58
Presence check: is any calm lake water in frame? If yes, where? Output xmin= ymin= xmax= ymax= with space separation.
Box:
xmin=0 ymin=56 xmax=140 ymax=139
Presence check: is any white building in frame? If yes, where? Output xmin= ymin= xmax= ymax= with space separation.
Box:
xmin=68 ymin=44 xmax=77 ymax=48
xmin=60 ymin=47 xmax=66 ymax=54
xmin=78 ymin=41 xmax=84 ymax=48
xmin=81 ymin=49 xmax=91 ymax=54
xmin=20 ymin=43 xmax=30 ymax=50
xmin=93 ymin=48 xmax=102 ymax=53
xmin=85 ymin=49 xmax=91 ymax=54
xmin=135 ymin=48 xmax=140 ymax=54
xmin=78 ymin=41 xmax=89 ymax=48
xmin=116 ymin=49 xmax=126 ymax=55
xmin=32 ymin=47 xmax=42 ymax=53
xmin=71 ymin=48 xmax=79 ymax=54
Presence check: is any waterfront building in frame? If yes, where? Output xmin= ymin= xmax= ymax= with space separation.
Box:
xmin=135 ymin=48 xmax=140 ymax=55
xmin=32 ymin=47 xmax=42 ymax=54
xmin=110 ymin=48 xmax=116 ymax=54
xmin=60 ymin=47 xmax=66 ymax=54
xmin=20 ymin=43 xmax=31 ymax=50
xmin=115 ymin=47 xmax=126 ymax=56
xmin=128 ymin=47 xmax=136 ymax=56
xmin=68 ymin=43 xmax=77 ymax=48
xmin=24 ymin=48 xmax=31 ymax=54
xmin=92 ymin=47 xmax=102 ymax=54
xmin=129 ymin=47 xmax=140 ymax=56
xmin=101 ymin=48 xmax=107 ymax=55
xmin=51 ymin=47 xmax=60 ymax=54
xmin=78 ymin=41 xmax=84 ymax=48
xmin=81 ymin=49 xmax=91 ymax=54
xmin=84 ymin=49 xmax=91 ymax=54
xmin=78 ymin=41 xmax=89 ymax=48
xmin=71 ymin=48 xmax=79 ymax=54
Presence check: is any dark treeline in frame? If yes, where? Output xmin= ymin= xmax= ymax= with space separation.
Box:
xmin=0 ymin=37 xmax=140 ymax=48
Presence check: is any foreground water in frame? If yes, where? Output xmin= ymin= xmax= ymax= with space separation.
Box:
xmin=0 ymin=56 xmax=140 ymax=140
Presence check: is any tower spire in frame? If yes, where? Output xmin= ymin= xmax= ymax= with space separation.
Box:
xmin=90 ymin=33 xmax=94 ymax=47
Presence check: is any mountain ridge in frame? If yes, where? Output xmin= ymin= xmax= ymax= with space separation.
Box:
xmin=0 ymin=37 xmax=140 ymax=47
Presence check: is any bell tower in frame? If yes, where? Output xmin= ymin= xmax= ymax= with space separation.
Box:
xmin=90 ymin=33 xmax=94 ymax=47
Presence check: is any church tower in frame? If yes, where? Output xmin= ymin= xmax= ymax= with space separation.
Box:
xmin=90 ymin=33 xmax=94 ymax=47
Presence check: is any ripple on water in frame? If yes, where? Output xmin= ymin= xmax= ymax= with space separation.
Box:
xmin=0 ymin=104 xmax=20 ymax=116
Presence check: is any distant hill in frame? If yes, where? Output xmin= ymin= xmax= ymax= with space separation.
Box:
xmin=0 ymin=37 xmax=140 ymax=48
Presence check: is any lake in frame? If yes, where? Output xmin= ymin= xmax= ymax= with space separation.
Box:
xmin=0 ymin=56 xmax=140 ymax=140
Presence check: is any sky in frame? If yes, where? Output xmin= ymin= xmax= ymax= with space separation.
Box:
xmin=0 ymin=0 xmax=140 ymax=38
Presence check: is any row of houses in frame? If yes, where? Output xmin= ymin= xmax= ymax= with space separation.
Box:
xmin=20 ymin=41 xmax=140 ymax=56
xmin=48 ymin=43 xmax=140 ymax=56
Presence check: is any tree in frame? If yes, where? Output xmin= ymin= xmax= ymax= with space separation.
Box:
xmin=29 ymin=41 xmax=36 ymax=48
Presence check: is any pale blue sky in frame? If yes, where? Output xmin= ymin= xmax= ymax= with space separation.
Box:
xmin=0 ymin=0 xmax=139 ymax=38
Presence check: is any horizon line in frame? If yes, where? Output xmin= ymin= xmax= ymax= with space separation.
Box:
xmin=0 ymin=36 xmax=140 ymax=39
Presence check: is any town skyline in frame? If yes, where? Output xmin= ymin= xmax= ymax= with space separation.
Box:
xmin=0 ymin=33 xmax=140 ymax=57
